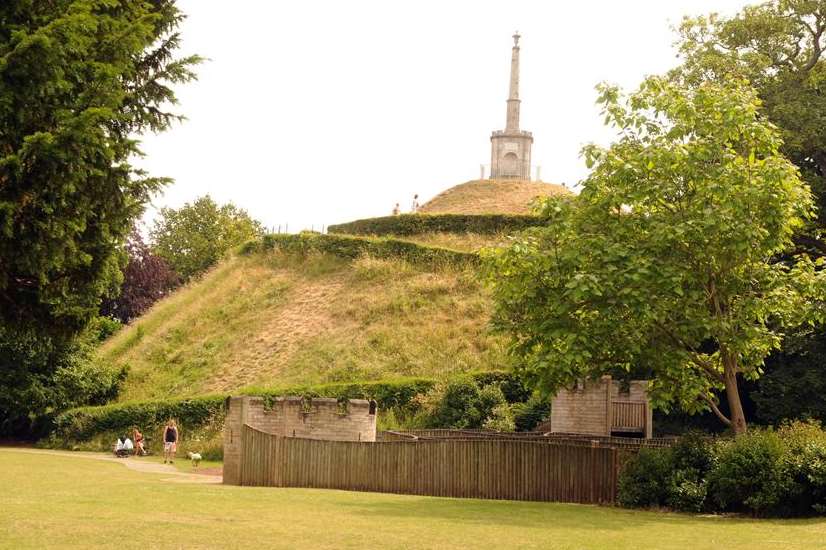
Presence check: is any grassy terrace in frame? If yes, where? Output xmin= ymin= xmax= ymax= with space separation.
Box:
xmin=2 ymin=449 xmax=824 ymax=549
xmin=100 ymin=251 xmax=505 ymax=402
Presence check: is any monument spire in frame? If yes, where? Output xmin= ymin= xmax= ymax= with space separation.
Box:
xmin=506 ymin=31 xmax=521 ymax=132
xmin=489 ymin=32 xmax=533 ymax=180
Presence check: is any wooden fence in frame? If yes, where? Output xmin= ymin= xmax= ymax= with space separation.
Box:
xmin=240 ymin=424 xmax=633 ymax=504
xmin=611 ymin=401 xmax=647 ymax=433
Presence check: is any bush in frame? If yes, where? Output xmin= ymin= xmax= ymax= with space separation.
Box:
xmin=777 ymin=420 xmax=826 ymax=515
xmin=667 ymin=475 xmax=708 ymax=513
xmin=707 ymin=430 xmax=795 ymax=515
xmin=471 ymin=371 xmax=530 ymax=403
xmin=328 ymin=213 xmax=544 ymax=237
xmin=663 ymin=432 xmax=714 ymax=512
xmin=416 ymin=378 xmax=511 ymax=429
xmin=483 ymin=403 xmax=516 ymax=431
xmin=242 ymin=233 xmax=479 ymax=269
xmin=619 ymin=424 xmax=826 ymax=516
xmin=512 ymin=394 xmax=551 ymax=432
xmin=618 ymin=431 xmax=716 ymax=513
xmin=618 ymin=447 xmax=674 ymax=508
xmin=86 ymin=316 xmax=123 ymax=343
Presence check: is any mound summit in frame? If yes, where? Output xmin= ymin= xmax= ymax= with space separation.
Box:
xmin=420 ymin=180 xmax=569 ymax=215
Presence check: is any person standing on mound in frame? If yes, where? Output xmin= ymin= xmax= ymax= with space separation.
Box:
xmin=162 ymin=419 xmax=179 ymax=464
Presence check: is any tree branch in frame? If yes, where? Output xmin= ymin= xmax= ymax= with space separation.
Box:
xmin=701 ymin=395 xmax=732 ymax=426
xmin=695 ymin=359 xmax=726 ymax=384
xmin=800 ymin=19 xmax=825 ymax=73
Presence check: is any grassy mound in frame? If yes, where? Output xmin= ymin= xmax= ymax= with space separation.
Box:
xmin=420 ymin=179 xmax=570 ymax=215
xmin=100 ymin=249 xmax=506 ymax=403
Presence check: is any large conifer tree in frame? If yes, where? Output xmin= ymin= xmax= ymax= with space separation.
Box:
xmin=0 ymin=1 xmax=198 ymax=433
xmin=0 ymin=0 xmax=199 ymax=336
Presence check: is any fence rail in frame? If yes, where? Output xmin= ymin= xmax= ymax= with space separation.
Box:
xmin=240 ymin=425 xmax=634 ymax=504
xmin=379 ymin=429 xmax=674 ymax=448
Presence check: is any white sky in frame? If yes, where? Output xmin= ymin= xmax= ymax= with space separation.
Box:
xmin=137 ymin=0 xmax=753 ymax=233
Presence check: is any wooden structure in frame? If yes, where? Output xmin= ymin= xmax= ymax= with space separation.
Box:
xmin=546 ymin=376 xmax=653 ymax=438
xmin=223 ymin=396 xmax=377 ymax=485
xmin=237 ymin=425 xmax=635 ymax=504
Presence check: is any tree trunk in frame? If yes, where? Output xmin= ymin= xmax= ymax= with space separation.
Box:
xmin=722 ymin=351 xmax=748 ymax=435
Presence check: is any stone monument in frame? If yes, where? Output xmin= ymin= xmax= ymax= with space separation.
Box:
xmin=490 ymin=32 xmax=533 ymax=180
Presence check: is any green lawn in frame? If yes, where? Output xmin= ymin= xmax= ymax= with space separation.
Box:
xmin=1 ymin=449 xmax=825 ymax=550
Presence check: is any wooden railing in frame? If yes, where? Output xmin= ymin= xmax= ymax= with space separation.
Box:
xmin=380 ymin=429 xmax=673 ymax=448
xmin=611 ymin=401 xmax=646 ymax=432
xmin=240 ymin=425 xmax=631 ymax=504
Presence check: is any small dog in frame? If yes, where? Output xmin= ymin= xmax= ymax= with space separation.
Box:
xmin=187 ymin=451 xmax=202 ymax=468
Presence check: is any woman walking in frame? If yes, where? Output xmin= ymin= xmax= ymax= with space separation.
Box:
xmin=162 ymin=419 xmax=179 ymax=464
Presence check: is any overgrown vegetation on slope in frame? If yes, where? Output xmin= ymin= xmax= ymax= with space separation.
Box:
xmin=100 ymin=249 xmax=507 ymax=403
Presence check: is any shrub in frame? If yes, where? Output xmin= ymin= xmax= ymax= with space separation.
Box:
xmin=707 ymin=430 xmax=795 ymax=515
xmin=777 ymin=420 xmax=826 ymax=515
xmin=620 ymin=424 xmax=826 ymax=516
xmin=670 ymin=431 xmax=714 ymax=476
xmin=483 ymin=403 xmax=516 ymax=432
xmin=512 ymin=394 xmax=551 ymax=432
xmin=618 ymin=432 xmax=716 ymax=512
xmin=667 ymin=475 xmax=708 ymax=513
xmin=472 ymin=371 xmax=530 ymax=403
xmin=86 ymin=316 xmax=123 ymax=343
xmin=417 ymin=377 xmax=511 ymax=429
xmin=618 ymin=447 xmax=674 ymax=508
xmin=663 ymin=432 xmax=714 ymax=512
xmin=328 ymin=214 xmax=544 ymax=237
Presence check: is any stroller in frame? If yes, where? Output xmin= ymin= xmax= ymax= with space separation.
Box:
xmin=113 ymin=437 xmax=133 ymax=458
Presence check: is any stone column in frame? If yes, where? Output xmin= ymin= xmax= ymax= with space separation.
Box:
xmin=505 ymin=32 xmax=521 ymax=132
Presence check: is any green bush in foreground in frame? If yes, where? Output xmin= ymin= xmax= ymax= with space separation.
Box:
xmin=328 ymin=214 xmax=544 ymax=237
xmin=618 ymin=447 xmax=675 ymax=509
xmin=618 ymin=421 xmax=826 ymax=516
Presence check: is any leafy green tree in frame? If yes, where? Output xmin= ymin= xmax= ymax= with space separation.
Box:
xmin=151 ymin=196 xmax=264 ymax=281
xmin=0 ymin=324 xmax=126 ymax=436
xmin=0 ymin=1 xmax=198 ymax=434
xmin=674 ymin=1 xmax=826 ymax=427
xmin=674 ymin=0 xmax=826 ymax=250
xmin=486 ymin=77 xmax=824 ymax=434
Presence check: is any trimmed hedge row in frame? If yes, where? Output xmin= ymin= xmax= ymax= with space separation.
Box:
xmin=48 ymin=372 xmax=525 ymax=445
xmin=51 ymin=394 xmax=227 ymax=443
xmin=328 ymin=213 xmax=544 ymax=237
xmin=241 ymin=233 xmax=479 ymax=268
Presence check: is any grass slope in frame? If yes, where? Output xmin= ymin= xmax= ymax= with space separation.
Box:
xmin=399 ymin=232 xmax=512 ymax=252
xmin=3 ymin=449 xmax=825 ymax=550
xmin=420 ymin=179 xmax=570 ymax=215
xmin=101 ymin=250 xmax=506 ymax=403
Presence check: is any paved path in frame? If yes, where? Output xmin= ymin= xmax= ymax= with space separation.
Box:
xmin=0 ymin=447 xmax=222 ymax=484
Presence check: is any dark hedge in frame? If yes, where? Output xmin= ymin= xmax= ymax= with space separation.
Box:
xmin=328 ymin=213 xmax=544 ymax=237
xmin=241 ymin=233 xmax=479 ymax=268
